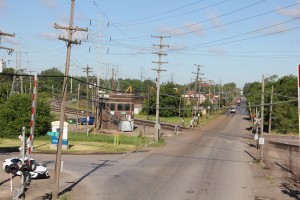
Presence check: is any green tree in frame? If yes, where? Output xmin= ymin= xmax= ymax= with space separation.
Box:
xmin=243 ymin=74 xmax=297 ymax=134
xmin=0 ymin=94 xmax=53 ymax=137
xmin=0 ymin=68 xmax=15 ymax=103
xmin=272 ymin=75 xmax=297 ymax=133
xmin=39 ymin=67 xmax=64 ymax=94
xmin=143 ymin=82 xmax=181 ymax=117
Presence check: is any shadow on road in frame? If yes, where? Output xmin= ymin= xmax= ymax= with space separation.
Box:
xmin=280 ymin=182 xmax=300 ymax=200
xmin=0 ymin=174 xmax=17 ymax=186
xmin=58 ymin=160 xmax=111 ymax=196
xmin=0 ymin=146 xmax=19 ymax=153
xmin=41 ymin=160 xmax=112 ymax=199
xmin=244 ymin=150 xmax=257 ymax=161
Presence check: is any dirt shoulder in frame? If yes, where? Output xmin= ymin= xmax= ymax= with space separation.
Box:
xmin=0 ymin=168 xmax=81 ymax=200
xmin=247 ymin=140 xmax=299 ymax=200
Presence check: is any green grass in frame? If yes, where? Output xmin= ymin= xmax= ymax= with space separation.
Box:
xmin=0 ymin=132 xmax=150 ymax=154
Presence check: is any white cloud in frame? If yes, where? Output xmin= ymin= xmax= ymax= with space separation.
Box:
xmin=276 ymin=1 xmax=300 ymax=17
xmin=40 ymin=0 xmax=57 ymax=9
xmin=265 ymin=24 xmax=288 ymax=35
xmin=208 ymin=47 xmax=226 ymax=56
xmin=0 ymin=0 xmax=6 ymax=9
xmin=39 ymin=32 xmax=60 ymax=41
xmin=208 ymin=13 xmax=225 ymax=31
xmin=2 ymin=36 xmax=19 ymax=45
xmin=184 ymin=22 xmax=204 ymax=36
xmin=169 ymin=44 xmax=187 ymax=51
xmin=156 ymin=26 xmax=186 ymax=36
xmin=156 ymin=22 xmax=205 ymax=37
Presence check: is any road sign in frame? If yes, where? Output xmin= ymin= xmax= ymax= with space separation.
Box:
xmin=47 ymin=131 xmax=59 ymax=137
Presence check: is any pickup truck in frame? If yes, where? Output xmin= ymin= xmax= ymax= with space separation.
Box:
xmin=78 ymin=116 xmax=94 ymax=125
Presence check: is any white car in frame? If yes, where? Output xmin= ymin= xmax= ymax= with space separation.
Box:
xmin=230 ymin=108 xmax=236 ymax=113
xmin=2 ymin=157 xmax=49 ymax=179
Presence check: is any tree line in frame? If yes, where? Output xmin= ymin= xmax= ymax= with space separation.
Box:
xmin=0 ymin=67 xmax=240 ymax=137
xmin=243 ymin=74 xmax=298 ymax=134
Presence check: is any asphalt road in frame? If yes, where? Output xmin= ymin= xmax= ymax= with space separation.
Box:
xmin=1 ymin=105 xmax=257 ymax=200
xmin=56 ymin=106 xmax=254 ymax=200
xmin=87 ymin=111 xmax=254 ymax=200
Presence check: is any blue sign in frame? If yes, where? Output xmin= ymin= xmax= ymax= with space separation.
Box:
xmin=47 ymin=131 xmax=59 ymax=137
xmin=51 ymin=136 xmax=68 ymax=145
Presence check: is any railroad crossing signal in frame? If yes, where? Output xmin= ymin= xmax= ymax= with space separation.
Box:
xmin=254 ymin=117 xmax=261 ymax=125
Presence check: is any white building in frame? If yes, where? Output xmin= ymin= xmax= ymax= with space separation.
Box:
xmin=0 ymin=59 xmax=6 ymax=73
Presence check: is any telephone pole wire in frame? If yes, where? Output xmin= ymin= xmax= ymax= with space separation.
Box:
xmin=52 ymin=0 xmax=88 ymax=199
xmin=152 ymin=35 xmax=170 ymax=142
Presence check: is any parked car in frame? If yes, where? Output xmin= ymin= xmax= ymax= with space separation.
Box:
xmin=78 ymin=116 xmax=94 ymax=125
xmin=2 ymin=157 xmax=49 ymax=179
xmin=230 ymin=108 xmax=236 ymax=113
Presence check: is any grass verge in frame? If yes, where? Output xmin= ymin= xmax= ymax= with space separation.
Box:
xmin=0 ymin=132 xmax=150 ymax=154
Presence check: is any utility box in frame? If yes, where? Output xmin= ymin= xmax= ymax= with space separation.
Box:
xmin=50 ymin=121 xmax=69 ymax=150
xmin=119 ymin=120 xmax=134 ymax=132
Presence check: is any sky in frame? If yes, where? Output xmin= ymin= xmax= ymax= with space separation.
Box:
xmin=0 ymin=0 xmax=299 ymax=89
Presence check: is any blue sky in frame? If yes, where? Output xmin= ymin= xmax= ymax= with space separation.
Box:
xmin=0 ymin=0 xmax=299 ymax=88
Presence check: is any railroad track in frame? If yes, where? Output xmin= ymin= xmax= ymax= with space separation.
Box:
xmin=135 ymin=119 xmax=187 ymax=131
xmin=51 ymin=102 xmax=187 ymax=132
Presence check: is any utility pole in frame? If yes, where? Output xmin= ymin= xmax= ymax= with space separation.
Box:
xmin=76 ymin=84 xmax=80 ymax=134
xmin=260 ymin=74 xmax=265 ymax=162
xmin=147 ymin=82 xmax=150 ymax=120
xmin=102 ymin=63 xmax=111 ymax=91
xmin=218 ymin=81 xmax=221 ymax=110
xmin=97 ymin=18 xmax=101 ymax=92
xmin=193 ymin=64 xmax=204 ymax=107
xmin=268 ymin=85 xmax=273 ymax=134
xmin=152 ymin=35 xmax=170 ymax=142
xmin=0 ymin=31 xmax=15 ymax=54
xmin=82 ymin=65 xmax=93 ymax=136
xmin=140 ymin=66 xmax=144 ymax=82
xmin=52 ymin=0 xmax=88 ymax=199
xmin=111 ymin=67 xmax=115 ymax=91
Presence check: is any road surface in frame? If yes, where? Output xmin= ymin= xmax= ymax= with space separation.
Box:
xmin=1 ymin=105 xmax=258 ymax=199
xmin=31 ymin=106 xmax=255 ymax=200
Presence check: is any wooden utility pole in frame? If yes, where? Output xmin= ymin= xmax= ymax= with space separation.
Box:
xmin=193 ymin=64 xmax=204 ymax=106
xmin=260 ymin=74 xmax=265 ymax=161
xmin=52 ymin=0 xmax=88 ymax=199
xmin=82 ymin=65 xmax=93 ymax=136
xmin=152 ymin=35 xmax=170 ymax=142
xmin=76 ymin=84 xmax=80 ymax=134
xmin=147 ymin=83 xmax=150 ymax=120
xmin=0 ymin=31 xmax=15 ymax=54
xmin=268 ymin=85 xmax=273 ymax=134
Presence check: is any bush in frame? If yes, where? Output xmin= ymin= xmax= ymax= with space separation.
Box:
xmin=0 ymin=94 xmax=53 ymax=137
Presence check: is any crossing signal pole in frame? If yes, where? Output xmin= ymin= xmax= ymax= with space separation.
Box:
xmin=152 ymin=35 xmax=170 ymax=142
xmin=52 ymin=0 xmax=88 ymax=199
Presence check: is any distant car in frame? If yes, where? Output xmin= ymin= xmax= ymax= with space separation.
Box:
xmin=230 ymin=108 xmax=236 ymax=113
xmin=2 ymin=157 xmax=49 ymax=179
xmin=78 ymin=116 xmax=94 ymax=125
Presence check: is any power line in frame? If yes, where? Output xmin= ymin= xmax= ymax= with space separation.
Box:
xmin=113 ymin=0 xmax=268 ymax=41
xmin=115 ymin=0 xmax=205 ymax=25
xmin=116 ymin=0 xmax=231 ymax=27
xmin=173 ymin=17 xmax=300 ymax=51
